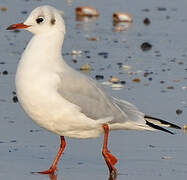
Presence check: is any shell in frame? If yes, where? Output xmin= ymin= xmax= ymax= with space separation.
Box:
xmin=76 ymin=6 xmax=99 ymax=17
xmin=113 ymin=12 xmax=133 ymax=22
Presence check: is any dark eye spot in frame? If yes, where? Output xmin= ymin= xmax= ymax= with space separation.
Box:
xmin=51 ymin=18 xmax=56 ymax=25
xmin=36 ymin=17 xmax=44 ymax=24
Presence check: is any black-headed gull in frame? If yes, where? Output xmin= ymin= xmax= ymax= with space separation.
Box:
xmin=7 ymin=5 xmax=181 ymax=178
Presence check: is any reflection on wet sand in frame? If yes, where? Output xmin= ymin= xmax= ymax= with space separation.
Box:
xmin=113 ymin=21 xmax=132 ymax=32
xmin=75 ymin=15 xmax=98 ymax=31
xmin=46 ymin=171 xmax=117 ymax=180
xmin=76 ymin=16 xmax=97 ymax=31
xmin=48 ymin=172 xmax=57 ymax=180
xmin=76 ymin=15 xmax=98 ymax=22
xmin=108 ymin=173 xmax=117 ymax=180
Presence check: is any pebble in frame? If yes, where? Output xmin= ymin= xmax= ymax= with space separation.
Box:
xmin=160 ymin=80 xmax=165 ymax=84
xmin=98 ymin=52 xmax=108 ymax=56
xmin=182 ymin=86 xmax=187 ymax=90
xmin=148 ymin=77 xmax=152 ymax=81
xmin=72 ymin=50 xmax=82 ymax=55
xmin=143 ymin=18 xmax=151 ymax=25
xmin=2 ymin=70 xmax=8 ymax=75
xmin=161 ymin=156 xmax=172 ymax=160
xmin=120 ymin=80 xmax=126 ymax=84
xmin=142 ymin=8 xmax=150 ymax=12
xmin=176 ymin=109 xmax=183 ymax=115
xmin=178 ymin=61 xmax=184 ymax=65
xmin=184 ymin=125 xmax=187 ymax=130
xmin=12 ymin=96 xmax=18 ymax=103
xmin=110 ymin=76 xmax=120 ymax=83
xmin=76 ymin=6 xmax=99 ymax=17
xmin=167 ymin=86 xmax=174 ymax=90
xmin=21 ymin=10 xmax=28 ymax=14
xmin=113 ymin=12 xmax=133 ymax=22
xmin=86 ymin=37 xmax=100 ymax=41
xmin=157 ymin=7 xmax=167 ymax=11
xmin=123 ymin=65 xmax=131 ymax=71
xmin=133 ymin=78 xmax=141 ymax=83
xmin=140 ymin=42 xmax=152 ymax=51
xmin=95 ymin=75 xmax=104 ymax=80
xmin=1 ymin=6 xmax=7 ymax=12
xmin=80 ymin=64 xmax=91 ymax=71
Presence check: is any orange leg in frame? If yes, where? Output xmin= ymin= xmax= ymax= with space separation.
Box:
xmin=37 ymin=136 xmax=66 ymax=174
xmin=102 ymin=124 xmax=118 ymax=178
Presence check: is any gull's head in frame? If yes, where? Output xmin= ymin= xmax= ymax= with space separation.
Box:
xmin=7 ymin=5 xmax=65 ymax=35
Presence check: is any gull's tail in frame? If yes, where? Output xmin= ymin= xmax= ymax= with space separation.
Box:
xmin=145 ymin=115 xmax=181 ymax=134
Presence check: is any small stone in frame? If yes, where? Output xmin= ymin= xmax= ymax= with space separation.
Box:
xmin=12 ymin=96 xmax=18 ymax=103
xmin=157 ymin=7 xmax=167 ymax=11
xmin=86 ymin=55 xmax=91 ymax=59
xmin=144 ymin=72 xmax=149 ymax=77
xmin=87 ymin=37 xmax=99 ymax=41
xmin=10 ymin=140 xmax=17 ymax=143
xmin=160 ymin=80 xmax=165 ymax=84
xmin=149 ymin=145 xmax=155 ymax=148
xmin=184 ymin=125 xmax=187 ymax=133
xmin=98 ymin=52 xmax=108 ymax=56
xmin=148 ymin=77 xmax=152 ymax=81
xmin=80 ymin=64 xmax=91 ymax=71
xmin=120 ymin=81 xmax=126 ymax=84
xmin=2 ymin=70 xmax=8 ymax=75
xmin=142 ymin=8 xmax=150 ymax=12
xmin=1 ymin=6 xmax=7 ymax=12
xmin=167 ymin=86 xmax=174 ymax=90
xmin=140 ymin=42 xmax=152 ymax=51
xmin=72 ymin=50 xmax=82 ymax=55
xmin=178 ymin=61 xmax=184 ymax=65
xmin=143 ymin=18 xmax=151 ymax=25
xmin=110 ymin=76 xmax=120 ymax=83
xmin=161 ymin=156 xmax=172 ymax=160
xmin=133 ymin=78 xmax=141 ymax=83
xmin=21 ymin=10 xmax=28 ymax=14
xmin=176 ymin=109 xmax=182 ymax=115
xmin=182 ymin=86 xmax=187 ymax=90
xmin=95 ymin=75 xmax=104 ymax=80
xmin=123 ymin=65 xmax=131 ymax=71
xmin=72 ymin=59 xmax=77 ymax=63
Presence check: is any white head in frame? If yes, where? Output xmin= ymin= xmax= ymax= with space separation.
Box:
xmin=7 ymin=5 xmax=65 ymax=35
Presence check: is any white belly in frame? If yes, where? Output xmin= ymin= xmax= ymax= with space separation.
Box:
xmin=16 ymin=70 xmax=103 ymax=139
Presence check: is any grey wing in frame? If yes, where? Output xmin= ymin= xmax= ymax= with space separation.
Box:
xmin=111 ymin=97 xmax=146 ymax=125
xmin=57 ymin=70 xmax=144 ymax=124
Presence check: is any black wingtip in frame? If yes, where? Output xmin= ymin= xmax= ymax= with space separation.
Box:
xmin=146 ymin=120 xmax=174 ymax=135
xmin=145 ymin=115 xmax=181 ymax=129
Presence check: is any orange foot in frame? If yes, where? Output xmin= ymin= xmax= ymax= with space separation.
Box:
xmin=38 ymin=167 xmax=57 ymax=174
xmin=31 ymin=166 xmax=57 ymax=175
xmin=102 ymin=148 xmax=118 ymax=175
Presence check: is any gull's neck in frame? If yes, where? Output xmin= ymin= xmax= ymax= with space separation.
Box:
xmin=19 ymin=30 xmax=69 ymax=73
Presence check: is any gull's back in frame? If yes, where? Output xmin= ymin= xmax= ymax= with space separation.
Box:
xmin=58 ymin=68 xmax=145 ymax=126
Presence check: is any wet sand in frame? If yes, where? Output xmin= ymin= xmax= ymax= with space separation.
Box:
xmin=0 ymin=0 xmax=187 ymax=180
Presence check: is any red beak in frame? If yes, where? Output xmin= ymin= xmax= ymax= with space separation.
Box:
xmin=6 ymin=23 xmax=31 ymax=30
